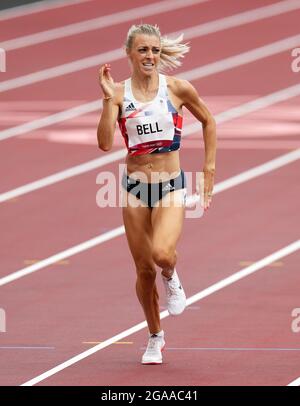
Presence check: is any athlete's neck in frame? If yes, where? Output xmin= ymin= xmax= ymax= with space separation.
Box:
xmin=131 ymin=71 xmax=159 ymax=94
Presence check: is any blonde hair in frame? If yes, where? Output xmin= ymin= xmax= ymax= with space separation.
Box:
xmin=125 ymin=24 xmax=190 ymax=72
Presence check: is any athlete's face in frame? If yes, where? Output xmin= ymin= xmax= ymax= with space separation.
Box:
xmin=128 ymin=34 xmax=161 ymax=75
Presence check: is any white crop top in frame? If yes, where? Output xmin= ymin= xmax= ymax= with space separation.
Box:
xmin=118 ymin=74 xmax=183 ymax=155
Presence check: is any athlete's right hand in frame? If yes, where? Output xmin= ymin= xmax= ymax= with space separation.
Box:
xmin=98 ymin=64 xmax=115 ymax=99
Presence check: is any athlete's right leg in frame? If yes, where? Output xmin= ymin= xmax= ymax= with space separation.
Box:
xmin=122 ymin=192 xmax=161 ymax=335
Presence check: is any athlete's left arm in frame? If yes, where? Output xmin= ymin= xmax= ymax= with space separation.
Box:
xmin=176 ymin=79 xmax=216 ymax=174
xmin=174 ymin=79 xmax=217 ymax=208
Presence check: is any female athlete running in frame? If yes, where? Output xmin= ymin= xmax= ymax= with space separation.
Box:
xmin=97 ymin=24 xmax=216 ymax=364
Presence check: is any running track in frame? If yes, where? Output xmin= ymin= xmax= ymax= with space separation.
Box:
xmin=0 ymin=0 xmax=299 ymax=386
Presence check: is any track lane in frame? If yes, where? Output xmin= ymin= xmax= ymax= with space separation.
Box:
xmin=36 ymin=249 xmax=300 ymax=386
xmin=0 ymin=0 xmax=155 ymax=41
xmin=0 ymin=0 xmax=299 ymax=387
xmin=0 ymin=51 xmax=298 ymax=192
xmin=0 ymin=157 xmax=298 ymax=385
xmin=2 ymin=0 xmax=292 ymax=79
xmin=0 ymin=5 xmax=300 ymax=95
xmin=0 ymin=86 xmax=299 ymax=276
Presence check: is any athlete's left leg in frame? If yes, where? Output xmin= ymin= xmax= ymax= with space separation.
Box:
xmin=151 ymin=189 xmax=185 ymax=278
xmin=151 ymin=189 xmax=187 ymax=315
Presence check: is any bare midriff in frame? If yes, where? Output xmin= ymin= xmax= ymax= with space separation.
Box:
xmin=125 ymin=150 xmax=181 ymax=183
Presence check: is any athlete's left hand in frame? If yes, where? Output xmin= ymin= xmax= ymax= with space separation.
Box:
xmin=202 ymin=168 xmax=215 ymax=210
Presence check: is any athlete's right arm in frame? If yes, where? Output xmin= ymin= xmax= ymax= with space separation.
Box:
xmin=97 ymin=64 xmax=120 ymax=151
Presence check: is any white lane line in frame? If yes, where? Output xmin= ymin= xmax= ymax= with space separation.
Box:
xmin=179 ymin=35 xmax=300 ymax=81
xmin=0 ymin=47 xmax=123 ymax=94
xmin=1 ymin=83 xmax=300 ymax=204
xmin=201 ymin=148 xmax=300 ymax=196
xmin=183 ymin=84 xmax=300 ymax=136
xmin=0 ymin=149 xmax=126 ymax=204
xmin=20 ymin=239 xmax=300 ymax=386
xmin=0 ymin=0 xmax=90 ymax=21
xmin=159 ymin=348 xmax=300 ymax=351
xmin=1 ymin=5 xmax=299 ymax=94
xmin=170 ymin=0 xmax=300 ymax=41
xmin=1 ymin=0 xmax=297 ymax=51
xmin=0 ymin=226 xmax=125 ymax=287
xmin=1 ymin=34 xmax=300 ymax=143
xmin=1 ymin=147 xmax=300 ymax=287
xmin=0 ymin=346 xmax=55 ymax=350
xmin=0 ymin=99 xmax=102 ymax=141
xmin=287 ymin=377 xmax=300 ymax=386
xmin=0 ymin=0 xmax=208 ymax=50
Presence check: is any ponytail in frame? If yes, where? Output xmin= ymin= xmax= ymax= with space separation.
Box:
xmin=160 ymin=33 xmax=190 ymax=71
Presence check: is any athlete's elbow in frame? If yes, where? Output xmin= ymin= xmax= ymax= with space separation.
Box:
xmin=98 ymin=141 xmax=112 ymax=152
xmin=202 ymin=114 xmax=216 ymax=129
xmin=210 ymin=115 xmax=216 ymax=127
xmin=97 ymin=130 xmax=113 ymax=151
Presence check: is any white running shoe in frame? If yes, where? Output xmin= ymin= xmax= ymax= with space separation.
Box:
xmin=141 ymin=331 xmax=165 ymax=365
xmin=162 ymin=269 xmax=186 ymax=316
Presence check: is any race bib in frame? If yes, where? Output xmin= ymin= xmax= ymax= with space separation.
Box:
xmin=126 ymin=114 xmax=175 ymax=148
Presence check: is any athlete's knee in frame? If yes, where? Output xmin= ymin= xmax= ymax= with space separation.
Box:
xmin=152 ymin=248 xmax=175 ymax=269
xmin=136 ymin=262 xmax=156 ymax=282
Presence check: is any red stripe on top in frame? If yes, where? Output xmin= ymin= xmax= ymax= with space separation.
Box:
xmin=129 ymin=139 xmax=172 ymax=154
xmin=174 ymin=114 xmax=183 ymax=129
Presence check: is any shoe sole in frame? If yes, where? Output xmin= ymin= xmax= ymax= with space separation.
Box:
xmin=141 ymin=344 xmax=165 ymax=365
xmin=168 ymin=300 xmax=186 ymax=316
xmin=168 ymin=308 xmax=186 ymax=316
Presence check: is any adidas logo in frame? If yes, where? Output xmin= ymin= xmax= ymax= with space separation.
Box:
xmin=125 ymin=102 xmax=136 ymax=112
xmin=162 ymin=183 xmax=174 ymax=192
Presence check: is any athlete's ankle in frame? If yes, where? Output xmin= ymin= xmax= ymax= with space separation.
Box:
xmin=161 ymin=268 xmax=175 ymax=279
xmin=149 ymin=330 xmax=164 ymax=337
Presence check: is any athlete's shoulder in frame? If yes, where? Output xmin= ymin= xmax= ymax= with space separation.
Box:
xmin=165 ymin=75 xmax=196 ymax=98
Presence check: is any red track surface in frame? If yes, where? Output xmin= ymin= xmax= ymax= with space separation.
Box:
xmin=0 ymin=0 xmax=299 ymax=386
